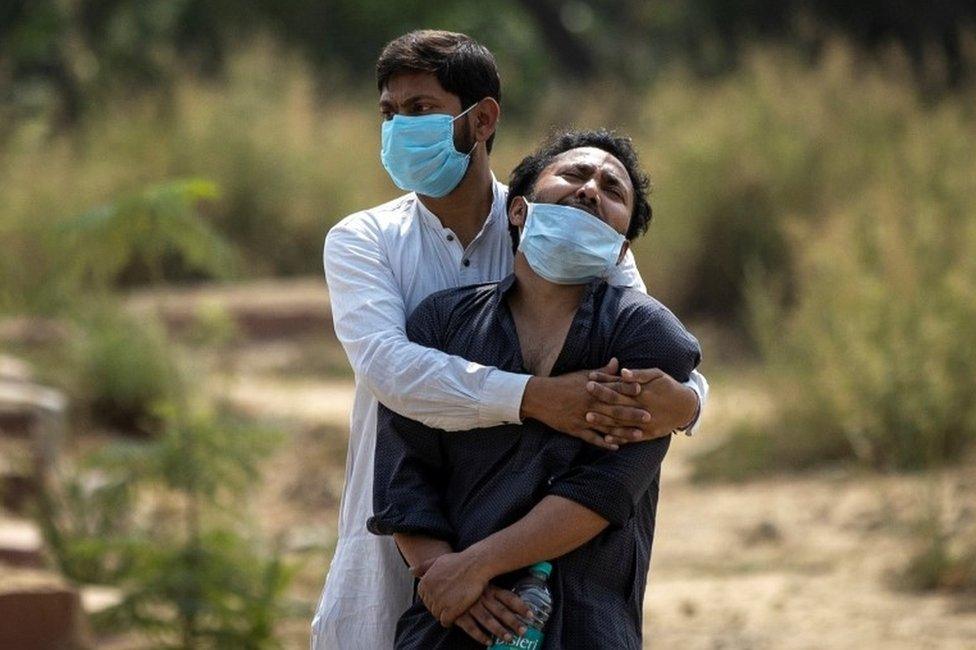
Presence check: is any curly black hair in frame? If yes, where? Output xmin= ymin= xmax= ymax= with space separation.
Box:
xmin=506 ymin=128 xmax=653 ymax=252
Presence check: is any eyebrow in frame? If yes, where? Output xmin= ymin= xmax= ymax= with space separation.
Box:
xmin=563 ymin=161 xmax=628 ymax=191
xmin=379 ymin=94 xmax=441 ymax=108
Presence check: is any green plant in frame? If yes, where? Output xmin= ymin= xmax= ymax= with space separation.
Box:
xmin=37 ymin=401 xmax=292 ymax=647
xmin=1 ymin=175 xmax=233 ymax=317
xmin=35 ymin=467 xmax=140 ymax=584
xmin=899 ymin=504 xmax=976 ymax=594
xmin=72 ymin=309 xmax=178 ymax=432
xmin=62 ymin=178 xmax=234 ymax=289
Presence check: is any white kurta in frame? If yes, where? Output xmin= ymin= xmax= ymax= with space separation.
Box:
xmin=311 ymin=178 xmax=708 ymax=649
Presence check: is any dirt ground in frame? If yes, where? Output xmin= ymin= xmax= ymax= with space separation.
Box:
xmin=214 ymin=333 xmax=976 ymax=649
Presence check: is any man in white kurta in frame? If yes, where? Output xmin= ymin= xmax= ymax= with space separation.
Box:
xmin=312 ymin=30 xmax=708 ymax=649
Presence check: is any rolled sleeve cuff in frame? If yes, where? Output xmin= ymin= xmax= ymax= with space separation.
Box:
xmin=366 ymin=508 xmax=454 ymax=542
xmin=680 ymin=373 xmax=708 ymax=436
xmin=477 ymin=369 xmax=531 ymax=428
xmin=547 ymin=473 xmax=634 ymax=529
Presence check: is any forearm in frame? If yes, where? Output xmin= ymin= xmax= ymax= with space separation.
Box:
xmin=415 ymin=496 xmax=610 ymax=626
xmin=365 ymin=345 xmax=529 ymax=431
xmin=462 ymin=495 xmax=609 ymax=579
xmin=325 ymin=224 xmax=528 ymax=431
xmin=518 ymin=376 xmax=548 ymax=422
xmin=394 ymin=533 xmax=453 ymax=571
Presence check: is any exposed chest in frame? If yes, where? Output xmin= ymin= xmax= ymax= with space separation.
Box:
xmin=515 ymin=313 xmax=576 ymax=377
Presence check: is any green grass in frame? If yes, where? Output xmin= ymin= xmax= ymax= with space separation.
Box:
xmin=3 ymin=39 xmax=975 ymax=478
xmin=4 ymin=40 xmax=973 ymax=324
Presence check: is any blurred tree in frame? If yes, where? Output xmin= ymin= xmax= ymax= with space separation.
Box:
xmin=5 ymin=0 xmax=973 ymax=130
xmin=513 ymin=0 xmax=595 ymax=78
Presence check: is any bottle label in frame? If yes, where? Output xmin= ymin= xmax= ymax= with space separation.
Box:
xmin=490 ymin=627 xmax=543 ymax=649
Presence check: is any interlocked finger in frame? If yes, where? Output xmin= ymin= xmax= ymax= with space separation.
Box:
xmin=577 ymin=428 xmax=619 ymax=450
xmin=586 ymin=412 xmax=645 ymax=435
xmin=589 ymin=402 xmax=650 ymax=424
xmin=598 ymin=380 xmax=642 ymax=396
xmin=621 ymin=367 xmax=666 ymax=383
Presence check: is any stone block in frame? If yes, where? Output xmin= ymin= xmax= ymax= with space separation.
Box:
xmin=0 ymin=517 xmax=45 ymax=568
xmin=0 ymin=380 xmax=66 ymax=473
xmin=0 ymin=469 xmax=37 ymax=514
xmin=80 ymin=584 xmax=124 ymax=617
xmin=0 ymin=568 xmax=90 ymax=649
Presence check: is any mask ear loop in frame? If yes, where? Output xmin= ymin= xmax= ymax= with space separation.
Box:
xmin=453 ymin=101 xmax=481 ymax=155
xmin=451 ymin=101 xmax=479 ymax=122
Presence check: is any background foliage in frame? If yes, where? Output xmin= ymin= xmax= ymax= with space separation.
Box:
xmin=2 ymin=1 xmax=976 ymax=643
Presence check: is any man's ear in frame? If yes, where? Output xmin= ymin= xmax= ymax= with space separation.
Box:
xmin=473 ymin=97 xmax=500 ymax=144
xmin=509 ymin=196 xmax=528 ymax=228
xmin=616 ymin=240 xmax=630 ymax=265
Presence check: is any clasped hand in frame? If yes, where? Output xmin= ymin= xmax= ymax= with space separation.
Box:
xmin=414 ymin=552 xmax=531 ymax=645
xmin=524 ymin=358 xmax=698 ymax=448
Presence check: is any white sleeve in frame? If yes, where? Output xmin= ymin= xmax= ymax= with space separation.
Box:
xmin=679 ymin=370 xmax=709 ymax=435
xmin=323 ymin=219 xmax=530 ymax=431
xmin=609 ymin=247 xmax=710 ymax=434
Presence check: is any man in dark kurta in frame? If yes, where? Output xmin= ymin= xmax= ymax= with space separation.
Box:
xmin=368 ymin=130 xmax=702 ymax=649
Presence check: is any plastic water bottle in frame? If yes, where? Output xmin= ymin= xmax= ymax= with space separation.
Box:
xmin=490 ymin=562 xmax=552 ymax=649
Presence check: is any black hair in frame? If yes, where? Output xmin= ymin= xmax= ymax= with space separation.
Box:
xmin=506 ymin=129 xmax=653 ymax=252
xmin=376 ymin=30 xmax=501 ymax=153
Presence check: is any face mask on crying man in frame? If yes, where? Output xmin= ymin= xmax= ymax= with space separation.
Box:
xmin=516 ymin=200 xmax=628 ymax=285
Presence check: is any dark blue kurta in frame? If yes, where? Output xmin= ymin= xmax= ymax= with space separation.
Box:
xmin=368 ymin=274 xmax=701 ymax=649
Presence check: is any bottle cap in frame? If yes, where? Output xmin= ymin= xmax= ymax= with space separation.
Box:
xmin=530 ymin=562 xmax=552 ymax=578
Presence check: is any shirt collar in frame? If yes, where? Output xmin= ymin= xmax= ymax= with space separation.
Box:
xmin=414 ymin=173 xmax=506 ymax=236
xmin=493 ymin=272 xmax=605 ymax=305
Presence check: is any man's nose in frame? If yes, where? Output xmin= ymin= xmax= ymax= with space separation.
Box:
xmin=575 ymin=180 xmax=600 ymax=204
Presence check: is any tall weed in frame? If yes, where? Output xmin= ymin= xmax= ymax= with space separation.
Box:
xmin=3 ymin=40 xmax=974 ymax=327
xmin=38 ymin=401 xmax=292 ymax=645
xmin=701 ymin=89 xmax=976 ymax=473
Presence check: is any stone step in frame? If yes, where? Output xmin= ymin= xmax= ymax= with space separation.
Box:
xmin=125 ymin=276 xmax=333 ymax=340
xmin=0 ymin=567 xmax=90 ymax=649
xmin=0 ymin=318 xmax=70 ymax=347
xmin=0 ymin=517 xmax=45 ymax=568
xmin=0 ymin=379 xmax=66 ymax=473
xmin=0 ymin=439 xmax=38 ymax=515
xmin=80 ymin=584 xmax=124 ymax=617
xmin=0 ymin=354 xmax=34 ymax=382
xmin=0 ymin=467 xmax=37 ymax=514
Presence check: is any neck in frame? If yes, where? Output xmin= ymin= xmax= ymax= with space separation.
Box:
xmin=508 ymin=253 xmax=587 ymax=320
xmin=417 ymin=146 xmax=494 ymax=247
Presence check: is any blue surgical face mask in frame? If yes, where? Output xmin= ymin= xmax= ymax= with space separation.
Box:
xmin=518 ymin=200 xmax=628 ymax=285
xmin=380 ymin=103 xmax=478 ymax=198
